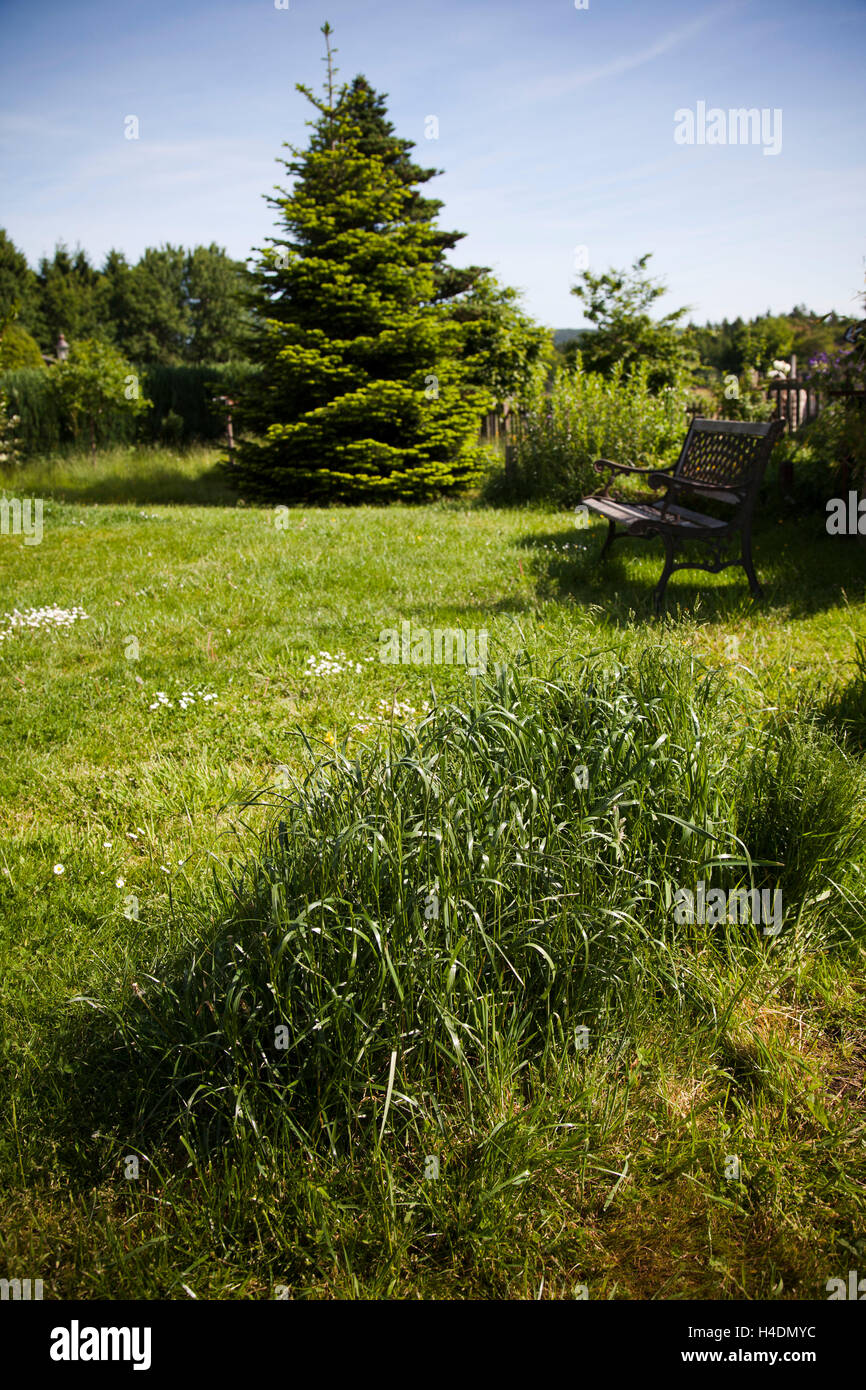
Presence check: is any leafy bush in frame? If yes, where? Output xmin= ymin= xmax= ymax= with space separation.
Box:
xmin=0 ymin=322 xmax=45 ymax=370
xmin=54 ymin=339 xmax=150 ymax=455
xmin=711 ymin=373 xmax=775 ymax=422
xmin=766 ymin=400 xmax=864 ymax=507
xmin=0 ymin=389 xmax=20 ymax=467
xmin=144 ymin=362 xmax=260 ymax=445
xmin=0 ymin=361 xmax=261 ymax=457
xmin=0 ymin=368 xmax=67 ymax=456
xmin=503 ymin=358 xmax=687 ymax=506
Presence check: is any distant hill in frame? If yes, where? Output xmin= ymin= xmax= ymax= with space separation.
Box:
xmin=553 ymin=328 xmax=593 ymax=349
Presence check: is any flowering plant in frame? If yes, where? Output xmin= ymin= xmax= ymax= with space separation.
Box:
xmin=0 ymin=390 xmax=20 ymax=467
xmin=802 ymin=347 xmax=865 ymax=391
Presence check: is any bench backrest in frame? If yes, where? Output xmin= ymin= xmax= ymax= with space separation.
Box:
xmin=674 ymin=417 xmax=785 ymax=504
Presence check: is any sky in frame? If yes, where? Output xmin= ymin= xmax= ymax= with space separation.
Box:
xmin=1 ymin=0 xmax=864 ymax=329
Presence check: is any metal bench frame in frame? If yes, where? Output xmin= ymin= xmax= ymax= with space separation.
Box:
xmin=582 ymin=416 xmax=785 ymax=612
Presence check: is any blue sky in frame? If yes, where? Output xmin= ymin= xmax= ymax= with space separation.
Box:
xmin=1 ymin=0 xmax=863 ymax=328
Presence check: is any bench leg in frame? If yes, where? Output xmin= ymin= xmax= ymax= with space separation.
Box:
xmin=742 ymin=538 xmax=762 ymax=598
xmin=599 ymin=518 xmax=617 ymax=561
xmin=653 ymin=536 xmax=675 ymax=614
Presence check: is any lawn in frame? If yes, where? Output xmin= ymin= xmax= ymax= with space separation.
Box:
xmin=0 ymin=446 xmax=864 ymax=1300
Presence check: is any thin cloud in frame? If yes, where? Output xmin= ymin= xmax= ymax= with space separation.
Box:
xmin=520 ymin=2 xmax=744 ymax=103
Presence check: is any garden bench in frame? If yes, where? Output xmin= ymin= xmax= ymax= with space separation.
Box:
xmin=582 ymin=416 xmax=785 ymax=612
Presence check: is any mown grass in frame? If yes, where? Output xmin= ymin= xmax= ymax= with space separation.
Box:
xmin=0 ymin=445 xmax=864 ymax=1300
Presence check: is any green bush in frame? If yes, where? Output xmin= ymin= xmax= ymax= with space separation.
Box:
xmin=143 ymin=362 xmax=260 ymax=445
xmin=0 ymin=360 xmax=261 ymax=458
xmin=0 ymin=323 xmax=45 ymax=370
xmin=0 ymin=389 xmax=20 ymax=467
xmin=503 ymin=358 xmax=687 ymax=506
xmin=54 ymin=339 xmax=150 ymax=455
xmin=0 ymin=368 xmax=67 ymax=456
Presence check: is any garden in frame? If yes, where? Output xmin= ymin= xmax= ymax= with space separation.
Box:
xmin=1 ymin=29 xmax=865 ymax=1305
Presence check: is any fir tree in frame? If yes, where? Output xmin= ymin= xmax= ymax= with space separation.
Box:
xmin=231 ymin=25 xmax=491 ymax=502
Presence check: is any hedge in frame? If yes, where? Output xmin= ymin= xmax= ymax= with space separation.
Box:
xmin=0 ymin=362 xmax=262 ymax=457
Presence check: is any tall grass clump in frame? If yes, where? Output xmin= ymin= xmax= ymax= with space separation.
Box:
xmin=85 ymin=650 xmax=865 ymax=1169
xmin=504 ymin=358 xmax=687 ymax=506
xmin=819 ymin=638 xmax=866 ymax=753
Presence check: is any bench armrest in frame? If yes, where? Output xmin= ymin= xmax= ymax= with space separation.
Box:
xmin=592 ymin=458 xmax=676 ymax=497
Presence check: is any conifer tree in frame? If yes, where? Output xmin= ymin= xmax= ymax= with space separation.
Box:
xmin=231 ymin=26 xmax=491 ymax=501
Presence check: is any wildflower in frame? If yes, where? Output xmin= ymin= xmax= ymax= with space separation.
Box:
xmin=53 ymin=863 xmax=65 ymax=875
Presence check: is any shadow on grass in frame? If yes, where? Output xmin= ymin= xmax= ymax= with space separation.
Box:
xmin=36 ymin=464 xmax=239 ymax=508
xmin=517 ymin=515 xmax=866 ymax=623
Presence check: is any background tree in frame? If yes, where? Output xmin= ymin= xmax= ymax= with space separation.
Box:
xmin=569 ymin=252 xmax=691 ymax=389
xmin=447 ymin=274 xmax=552 ymax=406
xmin=0 ymin=229 xmax=41 ymax=333
xmin=232 ymin=26 xmax=490 ymax=501
xmin=114 ymin=245 xmax=190 ymax=364
xmin=35 ymin=244 xmax=106 ymax=349
xmin=720 ymin=314 xmax=794 ymax=376
xmin=184 ymin=244 xmax=253 ymax=363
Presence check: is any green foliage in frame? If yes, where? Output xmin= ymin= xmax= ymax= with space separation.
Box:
xmin=86 ymin=653 xmax=865 ymax=1158
xmin=0 ymin=321 xmax=45 ymax=369
xmin=0 ymin=362 xmax=259 ymax=456
xmin=711 ymin=373 xmax=775 ymax=422
xmin=142 ymin=362 xmax=259 ymax=445
xmin=723 ymin=317 xmax=794 ymax=376
xmin=773 ymin=398 xmax=866 ymax=501
xmin=53 ymin=339 xmax=150 ymax=454
xmin=112 ymin=244 xmax=189 ymax=364
xmin=232 ymin=31 xmax=491 ymax=501
xmin=0 ymin=388 xmax=20 ymax=467
xmin=35 ymin=243 xmax=105 ymax=350
xmin=184 ymin=244 xmax=254 ymax=363
xmin=503 ymin=357 xmax=687 ymax=506
xmin=0 ymin=229 xmax=253 ymax=366
xmin=569 ymin=253 xmax=691 ymax=390
xmin=0 ymin=368 xmax=67 ymax=455
xmin=820 ymin=640 xmax=866 ymax=753
xmin=0 ymin=228 xmax=41 ymax=331
xmin=685 ymin=308 xmax=854 ymax=383
xmin=447 ymin=274 xmax=552 ymax=407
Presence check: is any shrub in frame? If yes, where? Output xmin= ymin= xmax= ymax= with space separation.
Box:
xmin=0 ymin=389 xmax=20 ymax=467
xmin=711 ymin=373 xmax=775 ymax=422
xmin=0 ymin=360 xmax=261 ymax=457
xmin=0 ymin=368 xmax=66 ymax=456
xmin=503 ymin=358 xmax=687 ymax=506
xmin=0 ymin=323 xmax=45 ymax=370
xmin=54 ymin=339 xmax=150 ymax=456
